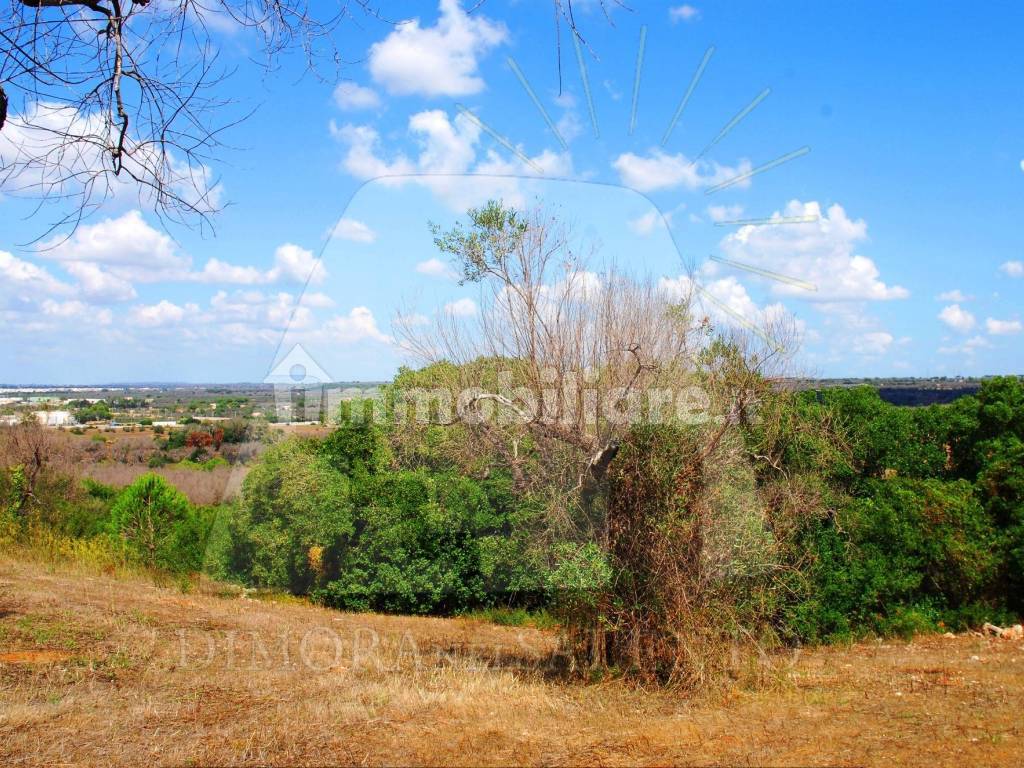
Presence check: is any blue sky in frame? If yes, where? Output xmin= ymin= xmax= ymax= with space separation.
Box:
xmin=2 ymin=0 xmax=1022 ymax=384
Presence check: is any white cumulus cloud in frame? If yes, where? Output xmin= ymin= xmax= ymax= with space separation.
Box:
xmin=333 ymin=109 xmax=571 ymax=211
xmin=938 ymin=303 xmax=977 ymax=332
xmin=613 ymin=149 xmax=750 ymax=193
xmin=0 ymin=250 xmax=73 ymax=301
xmin=416 ymin=257 xmax=458 ymax=279
xmin=266 ymin=244 xmax=327 ymax=285
xmin=332 ymin=82 xmax=381 ymax=110
xmin=331 ymin=218 xmax=377 ymax=243
xmin=939 ymin=335 xmax=991 ymax=356
xmin=368 ymin=0 xmax=507 ymax=97
xmin=41 ymin=299 xmax=112 ymax=325
xmin=319 ymin=306 xmax=391 ymax=344
xmin=38 ymin=209 xmax=189 ymax=282
xmin=718 ymin=200 xmax=909 ymax=302
xmin=444 ymin=297 xmax=478 ymax=317
xmin=627 ymin=210 xmax=670 ymax=237
xmin=669 ymin=4 xmax=701 ymax=22
xmin=851 ymin=331 xmax=894 ymax=357
xmin=706 ymin=204 xmax=744 ymax=223
xmin=986 ymin=317 xmax=1022 ymax=335
xmin=999 ymin=260 xmax=1023 ymax=277
xmin=131 ymin=300 xmax=191 ymax=328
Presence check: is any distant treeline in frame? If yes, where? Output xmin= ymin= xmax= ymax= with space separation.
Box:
xmin=875 ymin=386 xmax=981 ymax=406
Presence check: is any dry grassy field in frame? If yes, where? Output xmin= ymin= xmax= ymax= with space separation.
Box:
xmin=1 ymin=554 xmax=1022 ymax=767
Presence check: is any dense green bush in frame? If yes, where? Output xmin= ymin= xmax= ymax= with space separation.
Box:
xmin=790 ymin=478 xmax=1002 ymax=641
xmin=223 ymin=438 xmax=352 ymax=593
xmin=74 ymin=402 xmax=111 ymax=423
xmin=319 ymin=417 xmax=391 ymax=476
xmin=315 ymin=469 xmax=545 ymax=614
xmin=217 ymin=419 xmax=546 ymax=615
xmin=803 ymin=386 xmax=949 ymax=481
xmin=316 ymin=470 xmax=488 ymax=614
xmin=943 ymin=378 xmax=1024 ymax=612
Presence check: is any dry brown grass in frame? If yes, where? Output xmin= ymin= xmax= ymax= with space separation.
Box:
xmin=7 ymin=428 xmax=247 ymax=505
xmin=81 ymin=463 xmax=243 ymax=505
xmin=1 ymin=553 xmax=1022 ymax=767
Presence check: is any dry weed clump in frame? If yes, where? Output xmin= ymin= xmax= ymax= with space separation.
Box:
xmin=82 ymin=464 xmax=242 ymax=505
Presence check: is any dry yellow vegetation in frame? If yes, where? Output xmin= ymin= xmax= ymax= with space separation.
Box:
xmin=1 ymin=553 xmax=1022 ymax=766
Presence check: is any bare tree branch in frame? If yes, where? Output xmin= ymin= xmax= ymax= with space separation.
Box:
xmin=0 ymin=0 xmax=388 ymax=237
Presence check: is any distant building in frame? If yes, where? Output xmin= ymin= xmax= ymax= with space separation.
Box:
xmin=34 ymin=410 xmax=76 ymax=427
xmin=0 ymin=415 xmax=19 ymax=427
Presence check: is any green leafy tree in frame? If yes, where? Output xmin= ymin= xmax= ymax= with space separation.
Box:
xmin=74 ymin=402 xmax=111 ymax=424
xmin=811 ymin=387 xmax=948 ymax=481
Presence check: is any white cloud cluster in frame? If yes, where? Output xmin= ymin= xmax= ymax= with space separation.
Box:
xmin=706 ymin=204 xmax=744 ymax=223
xmin=627 ymin=210 xmax=669 ymax=237
xmin=264 ymin=244 xmax=327 ymax=285
xmin=107 ymin=290 xmax=390 ymax=348
xmin=0 ymin=250 xmax=73 ymax=302
xmin=986 ymin=317 xmax=1022 ymax=335
xmin=131 ymin=299 xmax=193 ymax=328
xmin=658 ymin=274 xmax=799 ymax=339
xmin=332 ymin=82 xmax=381 ymax=111
xmin=41 ymin=299 xmax=112 ymax=326
xmin=612 ymin=149 xmax=751 ymax=193
xmin=851 ymin=331 xmax=895 ymax=357
xmin=331 ymin=218 xmax=378 ymax=243
xmin=939 ymin=335 xmax=991 ymax=356
xmin=368 ymin=0 xmax=507 ymax=97
xmin=416 ymin=257 xmax=458 ymax=279
xmin=1 ymin=209 xmax=354 ymax=350
xmin=669 ymin=5 xmax=701 ymax=23
xmin=333 ymin=108 xmax=571 ymax=210
xmin=938 ymin=303 xmax=976 ymax=332
xmin=319 ymin=307 xmax=392 ymax=344
xmin=809 ymin=301 xmax=902 ymax=360
xmin=0 ymin=102 xmax=221 ymax=213
xmin=41 ymin=209 xmax=189 ymax=283
xmin=1000 ymin=260 xmax=1023 ymax=277
xmin=33 ymin=211 xmax=327 ymax=300
xmin=444 ymin=297 xmax=478 ymax=317
xmin=718 ymin=200 xmax=909 ymax=302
